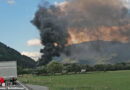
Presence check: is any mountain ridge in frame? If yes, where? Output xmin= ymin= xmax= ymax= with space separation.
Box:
xmin=60 ymin=40 xmax=130 ymax=65
xmin=0 ymin=42 xmax=36 ymax=68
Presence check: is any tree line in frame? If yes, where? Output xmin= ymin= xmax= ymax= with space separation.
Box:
xmin=18 ymin=61 xmax=130 ymax=75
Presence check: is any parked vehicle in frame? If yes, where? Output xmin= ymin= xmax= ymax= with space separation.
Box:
xmin=0 ymin=61 xmax=29 ymax=90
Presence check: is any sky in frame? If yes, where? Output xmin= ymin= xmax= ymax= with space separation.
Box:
xmin=0 ymin=0 xmax=129 ymax=61
xmin=0 ymin=0 xmax=64 ymax=60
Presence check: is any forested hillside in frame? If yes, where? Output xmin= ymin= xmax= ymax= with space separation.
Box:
xmin=0 ymin=42 xmax=36 ymax=68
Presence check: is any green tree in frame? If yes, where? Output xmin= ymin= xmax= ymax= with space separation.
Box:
xmin=36 ymin=66 xmax=48 ymax=75
xmin=17 ymin=66 xmax=23 ymax=75
xmin=64 ymin=63 xmax=81 ymax=73
xmin=47 ymin=60 xmax=63 ymax=74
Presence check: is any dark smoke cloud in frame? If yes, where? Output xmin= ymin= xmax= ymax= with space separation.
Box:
xmin=32 ymin=3 xmax=69 ymax=65
xmin=32 ymin=0 xmax=130 ymax=65
xmin=65 ymin=0 xmax=129 ymax=28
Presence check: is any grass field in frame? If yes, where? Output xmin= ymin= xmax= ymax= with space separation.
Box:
xmin=18 ymin=70 xmax=130 ymax=90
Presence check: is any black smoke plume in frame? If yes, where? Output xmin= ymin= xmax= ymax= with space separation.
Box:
xmin=31 ymin=3 xmax=69 ymax=65
xmin=32 ymin=0 xmax=130 ymax=65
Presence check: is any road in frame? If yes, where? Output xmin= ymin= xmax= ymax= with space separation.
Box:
xmin=26 ymin=84 xmax=48 ymax=90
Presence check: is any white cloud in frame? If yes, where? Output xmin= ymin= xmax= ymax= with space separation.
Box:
xmin=54 ymin=1 xmax=68 ymax=6
xmin=21 ymin=51 xmax=42 ymax=61
xmin=124 ymin=0 xmax=130 ymax=8
xmin=7 ymin=0 xmax=15 ymax=5
xmin=27 ymin=39 xmax=42 ymax=46
xmin=54 ymin=1 xmax=68 ymax=11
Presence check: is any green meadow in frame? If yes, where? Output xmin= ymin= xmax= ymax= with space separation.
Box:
xmin=19 ymin=70 xmax=130 ymax=90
